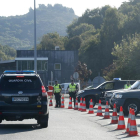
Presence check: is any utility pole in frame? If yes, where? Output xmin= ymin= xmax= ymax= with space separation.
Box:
xmin=34 ymin=0 xmax=37 ymax=73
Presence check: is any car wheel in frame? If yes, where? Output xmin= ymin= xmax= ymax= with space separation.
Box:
xmin=124 ymin=100 xmax=140 ymax=116
xmin=40 ymin=121 xmax=48 ymax=128
xmin=38 ymin=114 xmax=49 ymax=128
xmin=86 ymin=96 xmax=96 ymax=108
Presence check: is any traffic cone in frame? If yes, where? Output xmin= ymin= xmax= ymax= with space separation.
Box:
xmin=78 ymin=98 xmax=82 ymax=111
xmin=49 ymin=96 xmax=53 ymax=106
xmin=88 ymin=99 xmax=94 ymax=114
xmin=96 ymin=100 xmax=103 ymax=116
xmin=104 ymin=101 xmax=110 ymax=119
xmin=117 ymin=106 xmax=125 ymax=130
xmin=129 ymin=109 xmax=138 ymax=136
xmin=68 ymin=97 xmax=73 ymax=109
xmin=81 ymin=98 xmax=86 ymax=112
xmin=74 ymin=97 xmax=78 ymax=110
xmin=61 ymin=94 xmax=65 ymax=108
xmin=126 ymin=108 xmax=132 ymax=133
xmin=111 ymin=103 xmax=118 ymax=124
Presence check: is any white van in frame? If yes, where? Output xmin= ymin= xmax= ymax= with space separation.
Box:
xmin=60 ymin=83 xmax=80 ymax=94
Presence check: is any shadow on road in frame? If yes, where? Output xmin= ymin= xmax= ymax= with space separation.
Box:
xmin=0 ymin=124 xmax=41 ymax=135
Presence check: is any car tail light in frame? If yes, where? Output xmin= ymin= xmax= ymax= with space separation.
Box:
xmin=39 ymin=111 xmax=44 ymax=114
xmin=0 ymin=112 xmax=2 ymax=115
xmin=42 ymin=86 xmax=48 ymax=97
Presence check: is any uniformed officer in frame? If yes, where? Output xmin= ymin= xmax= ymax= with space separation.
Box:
xmin=53 ymin=80 xmax=62 ymax=108
xmin=67 ymin=80 xmax=78 ymax=107
xmin=124 ymin=81 xmax=131 ymax=89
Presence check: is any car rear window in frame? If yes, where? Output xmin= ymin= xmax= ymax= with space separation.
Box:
xmin=0 ymin=76 xmax=41 ymax=90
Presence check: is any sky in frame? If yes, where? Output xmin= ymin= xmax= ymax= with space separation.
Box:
xmin=0 ymin=0 xmax=129 ymax=17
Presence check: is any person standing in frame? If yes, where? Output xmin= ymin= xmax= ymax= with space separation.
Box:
xmin=53 ymin=80 xmax=62 ymax=108
xmin=67 ymin=80 xmax=78 ymax=107
xmin=124 ymin=81 xmax=131 ymax=89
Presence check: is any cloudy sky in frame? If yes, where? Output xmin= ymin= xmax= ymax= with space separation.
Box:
xmin=0 ymin=0 xmax=129 ymax=17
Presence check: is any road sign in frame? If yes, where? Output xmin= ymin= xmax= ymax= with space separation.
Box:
xmin=73 ymin=72 xmax=79 ymax=80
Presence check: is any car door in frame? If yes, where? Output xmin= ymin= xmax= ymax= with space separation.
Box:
xmin=100 ymin=82 xmax=114 ymax=97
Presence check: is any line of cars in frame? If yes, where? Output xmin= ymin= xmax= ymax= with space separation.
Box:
xmin=77 ymin=78 xmax=140 ymax=116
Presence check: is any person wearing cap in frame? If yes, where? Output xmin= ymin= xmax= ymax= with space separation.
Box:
xmin=67 ymin=80 xmax=78 ymax=107
xmin=53 ymin=81 xmax=62 ymax=108
xmin=124 ymin=81 xmax=131 ymax=89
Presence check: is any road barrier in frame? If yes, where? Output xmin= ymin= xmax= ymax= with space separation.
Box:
xmin=111 ymin=104 xmax=118 ymax=124
xmin=117 ymin=106 xmax=125 ymax=130
xmin=68 ymin=97 xmax=73 ymax=109
xmin=74 ymin=97 xmax=78 ymax=110
xmin=49 ymin=96 xmax=53 ymax=106
xmin=126 ymin=108 xmax=131 ymax=133
xmin=88 ymin=99 xmax=94 ymax=114
xmin=104 ymin=101 xmax=110 ymax=119
xmin=61 ymin=94 xmax=65 ymax=108
xmin=129 ymin=109 xmax=138 ymax=136
xmin=81 ymin=98 xmax=86 ymax=112
xmin=96 ymin=100 xmax=103 ymax=116
xmin=78 ymin=98 xmax=82 ymax=111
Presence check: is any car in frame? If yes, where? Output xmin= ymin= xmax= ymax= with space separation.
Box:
xmin=104 ymin=80 xmax=140 ymax=109
xmin=0 ymin=70 xmax=49 ymax=128
xmin=60 ymin=82 xmax=80 ymax=94
xmin=77 ymin=78 xmax=136 ymax=108
xmin=110 ymin=80 xmax=140 ymax=116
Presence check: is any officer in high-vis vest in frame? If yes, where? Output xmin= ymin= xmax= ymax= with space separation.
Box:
xmin=124 ymin=81 xmax=131 ymax=89
xmin=53 ymin=80 xmax=62 ymax=108
xmin=67 ymin=80 xmax=78 ymax=107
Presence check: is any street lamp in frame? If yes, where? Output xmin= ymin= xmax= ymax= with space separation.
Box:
xmin=34 ymin=0 xmax=37 ymax=73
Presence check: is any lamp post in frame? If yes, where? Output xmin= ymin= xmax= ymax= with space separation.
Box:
xmin=34 ymin=0 xmax=37 ymax=73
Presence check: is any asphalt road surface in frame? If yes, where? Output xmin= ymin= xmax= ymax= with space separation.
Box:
xmin=0 ymin=98 xmax=140 ymax=140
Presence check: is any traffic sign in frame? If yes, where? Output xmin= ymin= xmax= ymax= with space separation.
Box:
xmin=73 ymin=72 xmax=79 ymax=80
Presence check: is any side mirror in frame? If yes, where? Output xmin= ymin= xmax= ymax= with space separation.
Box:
xmin=99 ymin=86 xmax=103 ymax=90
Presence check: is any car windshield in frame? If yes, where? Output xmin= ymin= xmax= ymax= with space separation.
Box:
xmin=84 ymin=85 xmax=94 ymax=90
xmin=130 ymin=81 xmax=140 ymax=89
xmin=0 ymin=76 xmax=41 ymax=90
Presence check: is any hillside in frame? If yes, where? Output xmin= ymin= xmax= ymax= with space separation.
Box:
xmin=0 ymin=4 xmax=77 ymax=49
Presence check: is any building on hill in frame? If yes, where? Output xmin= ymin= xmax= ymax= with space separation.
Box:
xmin=0 ymin=50 xmax=78 ymax=87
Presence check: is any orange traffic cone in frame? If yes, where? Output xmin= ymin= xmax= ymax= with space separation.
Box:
xmin=117 ymin=106 xmax=125 ymax=130
xmin=61 ymin=94 xmax=65 ymax=108
xmin=74 ymin=97 xmax=78 ymax=110
xmin=129 ymin=109 xmax=138 ymax=136
xmin=104 ymin=101 xmax=110 ymax=119
xmin=68 ymin=97 xmax=73 ymax=109
xmin=49 ymin=96 xmax=53 ymax=106
xmin=81 ymin=98 xmax=86 ymax=112
xmin=111 ymin=103 xmax=118 ymax=124
xmin=88 ymin=99 xmax=94 ymax=114
xmin=78 ymin=98 xmax=82 ymax=111
xmin=96 ymin=100 xmax=103 ymax=116
xmin=126 ymin=108 xmax=131 ymax=133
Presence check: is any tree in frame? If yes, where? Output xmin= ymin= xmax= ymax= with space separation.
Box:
xmin=75 ymin=61 xmax=92 ymax=82
xmin=37 ymin=33 xmax=65 ymax=50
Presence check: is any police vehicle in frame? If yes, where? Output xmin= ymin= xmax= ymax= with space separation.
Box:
xmin=77 ymin=78 xmax=135 ymax=108
xmin=0 ymin=70 xmax=49 ymax=128
xmin=110 ymin=80 xmax=140 ymax=116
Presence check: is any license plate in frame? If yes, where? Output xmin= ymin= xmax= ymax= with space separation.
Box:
xmin=12 ymin=97 xmax=29 ymax=102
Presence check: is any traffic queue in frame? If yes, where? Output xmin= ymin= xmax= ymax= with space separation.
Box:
xmin=48 ymin=78 xmax=140 ymax=137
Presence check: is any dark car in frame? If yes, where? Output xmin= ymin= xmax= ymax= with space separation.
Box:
xmin=0 ymin=70 xmax=49 ymax=128
xmin=110 ymin=80 xmax=140 ymax=116
xmin=104 ymin=80 xmax=140 ymax=108
xmin=77 ymin=78 xmax=136 ymax=108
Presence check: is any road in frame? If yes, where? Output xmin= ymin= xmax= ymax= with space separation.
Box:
xmin=0 ymin=98 xmax=140 ymax=140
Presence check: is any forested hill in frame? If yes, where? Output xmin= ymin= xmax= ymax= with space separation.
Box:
xmin=0 ymin=4 xmax=77 ymax=49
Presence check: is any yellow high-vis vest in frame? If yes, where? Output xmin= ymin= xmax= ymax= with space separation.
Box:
xmin=54 ymin=84 xmax=61 ymax=93
xmin=69 ymin=84 xmax=76 ymax=92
